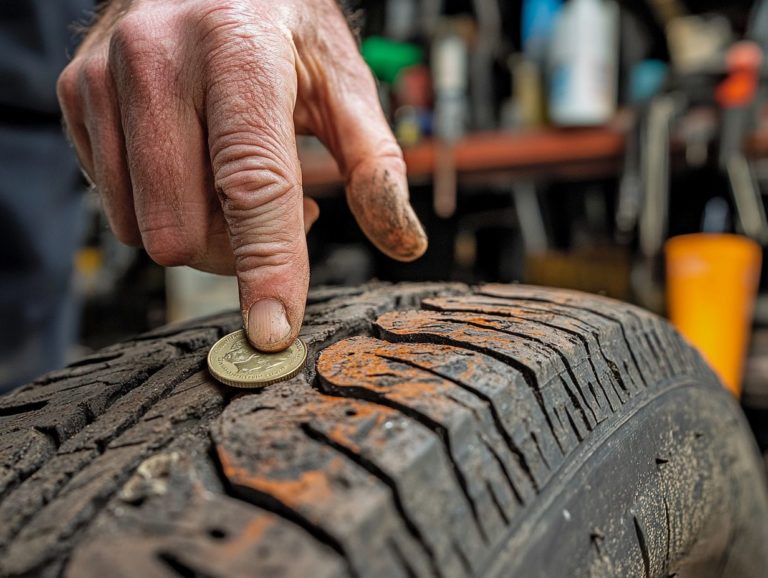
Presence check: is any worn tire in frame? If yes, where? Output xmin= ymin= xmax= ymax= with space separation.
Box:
xmin=1 ymin=283 xmax=766 ymax=578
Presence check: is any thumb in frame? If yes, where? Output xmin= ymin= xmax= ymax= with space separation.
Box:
xmin=310 ymin=44 xmax=427 ymax=261
xmin=206 ymin=44 xmax=308 ymax=352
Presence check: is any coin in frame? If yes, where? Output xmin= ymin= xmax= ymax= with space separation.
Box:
xmin=207 ymin=330 xmax=307 ymax=388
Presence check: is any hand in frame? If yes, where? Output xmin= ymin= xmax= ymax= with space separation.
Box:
xmin=58 ymin=0 xmax=428 ymax=351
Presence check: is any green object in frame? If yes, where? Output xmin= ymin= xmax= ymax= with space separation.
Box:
xmin=362 ymin=36 xmax=423 ymax=84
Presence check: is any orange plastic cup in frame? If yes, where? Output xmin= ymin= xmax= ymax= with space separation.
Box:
xmin=666 ymin=234 xmax=761 ymax=396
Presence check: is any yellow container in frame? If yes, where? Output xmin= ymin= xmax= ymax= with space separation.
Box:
xmin=665 ymin=234 xmax=761 ymax=396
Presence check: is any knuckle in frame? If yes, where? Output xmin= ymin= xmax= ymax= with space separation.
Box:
xmin=192 ymin=3 xmax=291 ymax=80
xmin=192 ymin=1 xmax=254 ymax=39
xmin=364 ymin=142 xmax=407 ymax=175
xmin=111 ymin=220 xmax=142 ymax=247
xmin=109 ymin=12 xmax=151 ymax=57
xmin=141 ymin=221 xmax=200 ymax=267
xmin=236 ymin=243 xmax=297 ymax=270
xmin=227 ymin=208 xmax=306 ymax=275
xmin=56 ymin=62 xmax=81 ymax=109
xmin=213 ymin=139 xmax=300 ymax=213
xmin=98 ymin=192 xmax=143 ymax=247
xmin=79 ymin=58 xmax=110 ymax=102
xmin=233 ymin=239 xmax=306 ymax=282
xmin=112 ymin=10 xmax=162 ymax=46
xmin=377 ymin=139 xmax=406 ymax=163
xmin=217 ymin=168 xmax=299 ymax=213
xmin=217 ymin=167 xmax=306 ymax=277
xmin=108 ymin=12 xmax=176 ymax=90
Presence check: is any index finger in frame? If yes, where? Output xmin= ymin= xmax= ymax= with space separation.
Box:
xmin=202 ymin=17 xmax=309 ymax=352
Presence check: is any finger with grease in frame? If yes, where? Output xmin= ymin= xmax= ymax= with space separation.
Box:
xmin=347 ymin=163 xmax=428 ymax=262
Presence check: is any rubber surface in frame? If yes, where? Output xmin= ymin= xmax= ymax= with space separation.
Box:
xmin=0 ymin=282 xmax=766 ymax=578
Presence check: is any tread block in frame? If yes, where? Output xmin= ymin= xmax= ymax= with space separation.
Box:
xmin=357 ymin=337 xmax=564 ymax=488
xmin=66 ymin=451 xmax=347 ymax=578
xmin=319 ymin=337 xmax=538 ymax=515
xmin=479 ymin=284 xmax=666 ymax=385
xmin=423 ymin=295 xmax=638 ymax=403
xmin=375 ymin=310 xmax=592 ymax=454
xmin=213 ymin=381 xmax=454 ymax=578
xmin=0 ymin=371 xmax=225 ymax=577
xmin=0 ymin=428 xmax=56 ymax=497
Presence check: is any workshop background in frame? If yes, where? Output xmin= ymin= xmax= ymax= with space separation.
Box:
xmin=5 ymin=0 xmax=768 ymax=453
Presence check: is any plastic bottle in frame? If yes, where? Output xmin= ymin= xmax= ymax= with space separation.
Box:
xmin=548 ymin=0 xmax=619 ymax=126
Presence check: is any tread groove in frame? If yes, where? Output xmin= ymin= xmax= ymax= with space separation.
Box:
xmin=530 ymin=431 xmax=550 ymax=469
xmin=446 ymin=393 xmax=525 ymax=507
xmin=313 ymin=377 xmax=490 ymax=546
xmin=433 ymin=317 xmax=596 ymax=437
xmin=208 ymin=441 xmax=361 ymax=578
xmin=33 ymin=425 xmax=61 ymax=450
xmin=663 ymin=496 xmax=671 ymax=573
xmin=373 ymin=323 xmax=567 ymax=455
xmin=388 ymin=539 xmax=419 ymax=578
xmin=460 ymin=318 xmax=597 ymax=425
xmin=478 ymin=292 xmax=652 ymax=389
xmin=633 ymin=514 xmax=652 ymax=578
xmin=513 ymin=303 xmax=637 ymax=396
xmin=158 ymin=551 xmax=216 ymax=578
xmin=299 ymin=423 xmax=444 ymax=578
xmin=452 ymin=540 xmax=474 ymax=577
xmin=0 ymin=400 xmax=49 ymax=418
xmin=563 ymin=399 xmax=585 ymax=443
xmin=485 ymin=478 xmax=511 ymax=526
xmin=377 ymin=352 xmax=539 ymax=493
xmin=64 ymin=352 xmax=124 ymax=369
xmin=626 ymin=311 xmax=674 ymax=372
xmin=422 ymin=298 xmax=631 ymax=403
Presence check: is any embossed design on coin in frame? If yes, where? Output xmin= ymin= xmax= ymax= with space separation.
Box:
xmin=207 ymin=330 xmax=307 ymax=388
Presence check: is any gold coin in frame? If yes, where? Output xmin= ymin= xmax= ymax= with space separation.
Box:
xmin=207 ymin=330 xmax=307 ymax=388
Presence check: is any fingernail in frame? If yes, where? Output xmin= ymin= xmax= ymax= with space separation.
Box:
xmin=247 ymin=298 xmax=291 ymax=349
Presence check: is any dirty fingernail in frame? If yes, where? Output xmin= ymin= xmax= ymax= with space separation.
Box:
xmin=247 ymin=298 xmax=291 ymax=349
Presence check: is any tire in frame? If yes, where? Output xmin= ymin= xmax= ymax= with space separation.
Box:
xmin=0 ymin=282 xmax=766 ymax=578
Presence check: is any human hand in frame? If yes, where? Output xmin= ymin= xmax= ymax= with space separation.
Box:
xmin=57 ymin=0 xmax=427 ymax=351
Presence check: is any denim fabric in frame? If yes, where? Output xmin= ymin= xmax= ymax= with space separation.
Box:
xmin=0 ymin=0 xmax=93 ymax=116
xmin=0 ymin=0 xmax=92 ymax=390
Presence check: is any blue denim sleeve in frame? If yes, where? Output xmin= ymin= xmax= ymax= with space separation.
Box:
xmin=0 ymin=0 xmax=94 ymax=116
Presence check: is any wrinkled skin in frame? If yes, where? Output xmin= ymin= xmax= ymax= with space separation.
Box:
xmin=58 ymin=0 xmax=427 ymax=352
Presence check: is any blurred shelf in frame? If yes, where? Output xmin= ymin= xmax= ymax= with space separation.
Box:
xmin=300 ymin=126 xmax=627 ymax=193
